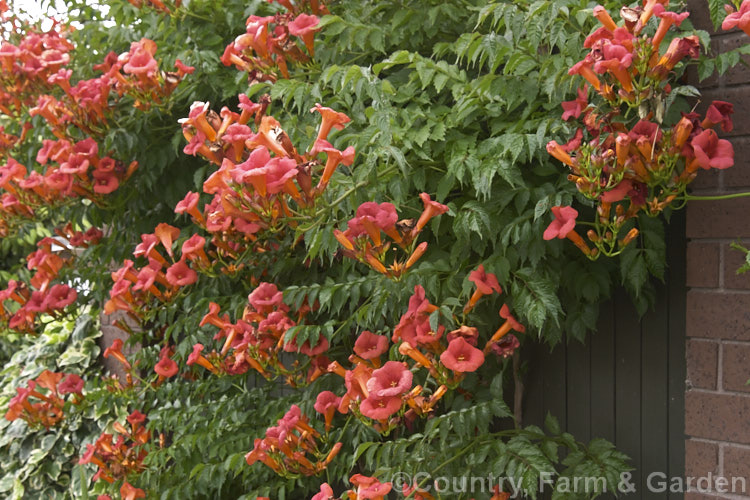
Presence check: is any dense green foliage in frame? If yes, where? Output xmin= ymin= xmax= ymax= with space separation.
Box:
xmin=3 ymin=0 xmax=746 ymax=498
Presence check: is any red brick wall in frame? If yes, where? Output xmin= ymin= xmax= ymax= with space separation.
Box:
xmin=685 ymin=2 xmax=750 ymax=498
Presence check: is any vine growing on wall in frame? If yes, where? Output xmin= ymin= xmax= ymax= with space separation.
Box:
xmin=1 ymin=0 xmax=749 ymax=498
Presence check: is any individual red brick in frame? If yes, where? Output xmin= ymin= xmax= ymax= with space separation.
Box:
xmin=686 ymin=439 xmax=720 ymax=477
xmin=687 ymin=339 xmax=719 ymax=389
xmin=685 ymin=391 xmax=750 ymax=444
xmin=722 ymin=342 xmax=750 ymax=393
xmin=723 ymin=445 xmax=750 ymax=485
xmin=687 ymin=241 xmax=721 ymax=288
xmin=685 ymin=65 xmax=719 ymax=90
xmin=725 ymin=242 xmax=750 ymax=290
xmin=725 ymin=137 xmax=750 ymax=188
xmin=723 ymin=34 xmax=750 ymax=86
xmin=686 ymin=291 xmax=750 ymax=340
xmin=686 ymin=197 xmax=750 ymax=238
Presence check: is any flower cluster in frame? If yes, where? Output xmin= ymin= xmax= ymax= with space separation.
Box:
xmin=0 ymin=141 xmax=138 ymax=235
xmin=240 ymin=270 xmax=525 ymax=476
xmin=222 ymin=0 xmax=327 ymax=82
xmin=92 ymin=38 xmax=193 ymax=111
xmin=78 ymin=410 xmax=150 ymax=485
xmin=333 ymin=194 xmax=448 ymax=279
xmin=319 ymin=276 xmax=524 ymax=434
xmin=4 ymin=370 xmax=83 ymax=429
xmin=323 ymin=354 xmax=446 ymax=432
xmin=101 ymin=328 xmax=179 ymax=394
xmin=193 ymin=282 xmax=323 ymax=382
xmin=394 ymin=281 xmax=523 ymax=378
xmin=545 ymin=3 xmax=735 ymax=258
xmin=0 ymin=23 xmax=73 ymax=115
xmin=34 ymin=38 xmax=194 ymax=137
xmin=1 ymin=32 xmax=190 ymax=234
xmin=0 ymin=226 xmax=100 ymax=333
xmin=245 ymin=404 xmax=342 ymax=477
xmin=177 ymin=98 xmax=354 ymax=260
xmin=568 ymin=1 xmax=697 ymax=102
xmin=105 ymin=223 xmax=205 ymax=319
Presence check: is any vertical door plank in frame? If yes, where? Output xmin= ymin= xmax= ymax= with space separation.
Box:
xmin=614 ymin=287 xmax=643 ymax=493
xmin=566 ymin=336 xmax=591 ymax=443
xmin=667 ymin=211 xmax=687 ymax=497
xmin=590 ymin=300 xmax=616 ymax=442
xmin=640 ymin=282 xmax=670 ymax=499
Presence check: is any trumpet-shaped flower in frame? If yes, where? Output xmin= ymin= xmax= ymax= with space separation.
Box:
xmin=691 ymin=129 xmax=734 ymax=170
xmin=447 ymin=325 xmax=479 ymax=346
xmin=414 ymin=193 xmax=449 ymax=233
xmin=366 ymin=361 xmax=412 ymax=397
xmin=122 ymin=39 xmax=158 ymax=77
xmin=347 ymin=202 xmax=398 ymax=237
xmin=264 ymin=157 xmax=298 ymax=194
xmin=45 ymin=284 xmax=77 ymax=309
xmin=600 ymin=179 xmax=633 ymax=203
xmin=181 ymin=234 xmax=207 ymax=261
xmin=561 ymin=86 xmax=589 ymax=121
xmin=248 ymin=282 xmax=284 ymax=312
xmin=359 ymin=394 xmax=403 ymax=420
xmin=311 ymin=483 xmax=335 ymax=500
xmin=58 ymin=374 xmax=84 ymax=395
xmin=468 ymin=264 xmax=502 ymax=295
xmin=349 ymin=474 xmax=393 ymax=499
xmin=440 ymin=337 xmax=485 ymax=373
xmin=314 ymin=391 xmax=340 ymax=431
xmin=353 ymin=330 xmax=389 ymax=360
xmin=288 ymin=14 xmax=320 ymax=56
xmin=652 ymin=5 xmax=690 ymax=48
xmin=499 ymin=304 xmax=526 ymax=334
xmin=120 ymin=481 xmax=146 ymax=500
xmin=154 ymin=355 xmax=178 ymax=378
xmin=702 ymin=101 xmax=734 ymax=133
xmin=543 ymin=206 xmax=578 ymax=240
xmin=92 ymin=170 xmax=119 ymax=194
xmin=127 ymin=410 xmax=147 ymax=427
xmin=314 ymin=391 xmax=340 ymax=414
xmin=310 ymin=103 xmax=351 ymax=143
xmin=232 ymin=146 xmax=271 ymax=184
xmin=492 ymin=333 xmax=520 ymax=359
xmin=654 ymin=36 xmax=700 ymax=75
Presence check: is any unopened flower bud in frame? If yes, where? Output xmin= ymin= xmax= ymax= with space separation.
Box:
xmin=620 ymin=228 xmax=640 ymax=247
xmin=587 ymin=229 xmax=600 ymax=243
xmin=597 ymin=202 xmax=611 ymax=220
